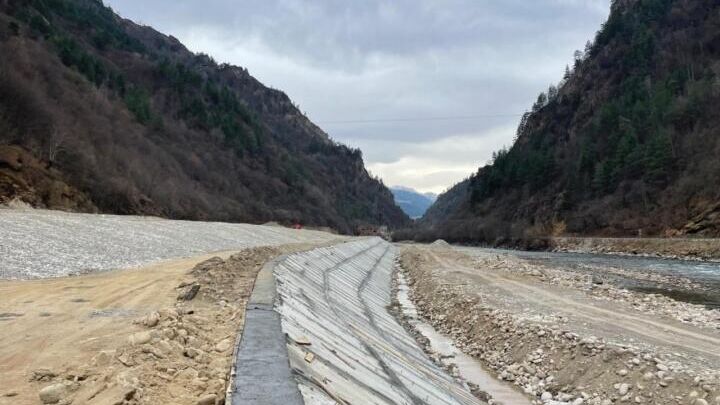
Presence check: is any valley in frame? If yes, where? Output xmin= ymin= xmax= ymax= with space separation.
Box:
xmin=1 ymin=0 xmax=720 ymax=404
xmin=1 ymin=208 xmax=719 ymax=405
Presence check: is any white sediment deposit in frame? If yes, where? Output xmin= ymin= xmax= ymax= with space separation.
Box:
xmin=0 ymin=208 xmax=336 ymax=279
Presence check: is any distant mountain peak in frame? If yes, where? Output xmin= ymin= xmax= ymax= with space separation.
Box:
xmin=390 ymin=186 xmax=436 ymax=219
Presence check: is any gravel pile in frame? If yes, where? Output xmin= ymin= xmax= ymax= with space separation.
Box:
xmin=0 ymin=208 xmax=336 ymax=279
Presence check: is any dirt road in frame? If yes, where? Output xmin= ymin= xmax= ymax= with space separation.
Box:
xmin=0 ymin=244 xmax=325 ymax=405
xmin=400 ymin=245 xmax=720 ymax=405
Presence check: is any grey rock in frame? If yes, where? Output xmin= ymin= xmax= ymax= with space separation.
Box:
xmin=38 ymin=384 xmax=66 ymax=404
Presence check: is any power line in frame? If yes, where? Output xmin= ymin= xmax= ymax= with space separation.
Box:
xmin=317 ymin=113 xmax=525 ymax=125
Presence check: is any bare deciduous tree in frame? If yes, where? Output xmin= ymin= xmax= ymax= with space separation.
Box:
xmin=46 ymin=126 xmax=66 ymax=167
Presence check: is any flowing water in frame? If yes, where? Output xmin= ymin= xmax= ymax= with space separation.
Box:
xmin=396 ymin=271 xmax=532 ymax=405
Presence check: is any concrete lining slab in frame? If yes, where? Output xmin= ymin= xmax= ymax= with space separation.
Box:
xmin=275 ymin=237 xmax=486 ymax=405
xmin=229 ymin=257 xmax=303 ymax=405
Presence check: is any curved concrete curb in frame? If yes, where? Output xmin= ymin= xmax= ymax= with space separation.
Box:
xmin=226 ymin=255 xmax=303 ymax=405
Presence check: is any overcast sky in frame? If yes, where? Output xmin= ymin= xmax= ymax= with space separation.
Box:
xmin=105 ymin=0 xmax=610 ymax=194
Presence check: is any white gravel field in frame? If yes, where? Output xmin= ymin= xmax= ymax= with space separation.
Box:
xmin=0 ymin=208 xmax=338 ymax=280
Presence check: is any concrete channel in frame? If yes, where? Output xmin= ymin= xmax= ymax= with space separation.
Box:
xmin=272 ymin=237 xmax=485 ymax=405
xmin=228 ymin=256 xmax=304 ymax=404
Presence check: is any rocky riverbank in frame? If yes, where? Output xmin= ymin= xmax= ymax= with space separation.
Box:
xmin=399 ymin=245 xmax=720 ymax=405
xmin=552 ymin=237 xmax=720 ymax=262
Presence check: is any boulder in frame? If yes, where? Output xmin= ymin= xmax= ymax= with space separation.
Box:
xmin=38 ymin=384 xmax=66 ymax=404
xmin=196 ymin=394 xmax=217 ymax=405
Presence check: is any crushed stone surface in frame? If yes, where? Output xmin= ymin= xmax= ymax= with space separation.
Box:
xmin=0 ymin=208 xmax=337 ymax=279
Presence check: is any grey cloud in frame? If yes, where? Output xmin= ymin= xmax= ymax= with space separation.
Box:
xmin=105 ymin=0 xmax=609 ymax=192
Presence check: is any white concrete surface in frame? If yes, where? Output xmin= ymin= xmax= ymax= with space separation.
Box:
xmin=274 ymin=238 xmax=484 ymax=405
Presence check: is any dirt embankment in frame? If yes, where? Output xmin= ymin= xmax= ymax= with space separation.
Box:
xmin=0 ymin=245 xmax=308 ymax=405
xmin=0 ymin=146 xmax=96 ymax=212
xmin=551 ymin=237 xmax=720 ymax=261
xmin=399 ymin=246 xmax=720 ymax=405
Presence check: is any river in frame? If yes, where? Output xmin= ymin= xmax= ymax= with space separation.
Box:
xmin=456 ymin=246 xmax=720 ymax=309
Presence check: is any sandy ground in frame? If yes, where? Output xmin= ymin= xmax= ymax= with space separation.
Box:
xmin=399 ymin=244 xmax=720 ymax=405
xmin=0 ymin=243 xmax=324 ymax=405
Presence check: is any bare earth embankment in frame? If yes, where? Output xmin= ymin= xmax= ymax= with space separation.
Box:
xmin=0 ymin=246 xmax=310 ymax=405
xmin=400 ymin=245 xmax=720 ymax=405
xmin=0 ymin=209 xmax=340 ymax=405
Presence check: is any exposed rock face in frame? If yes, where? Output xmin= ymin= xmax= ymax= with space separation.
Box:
xmin=0 ymin=146 xmax=96 ymax=212
xmin=683 ymin=202 xmax=720 ymax=237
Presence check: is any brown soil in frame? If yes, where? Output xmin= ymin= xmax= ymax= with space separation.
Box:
xmin=0 ymin=244 xmax=317 ymax=405
xmin=399 ymin=245 xmax=720 ymax=405
xmin=0 ymin=145 xmax=96 ymax=212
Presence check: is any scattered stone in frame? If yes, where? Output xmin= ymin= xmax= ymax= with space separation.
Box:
xmin=304 ymin=352 xmax=315 ymax=363
xmin=214 ymin=338 xmax=232 ymax=353
xmin=38 ymin=383 xmax=66 ymax=404
xmin=144 ymin=312 xmax=160 ymax=327
xmin=128 ymin=331 xmax=152 ymax=345
xmin=196 ymin=394 xmax=217 ymax=405
xmin=184 ymin=347 xmax=201 ymax=359
xmin=31 ymin=368 xmax=57 ymax=381
xmin=92 ymin=350 xmax=114 ymax=366
xmin=618 ymin=383 xmax=630 ymax=395
xmin=295 ymin=336 xmax=312 ymax=345
xmin=178 ymin=283 xmax=200 ymax=301
xmin=88 ymin=384 xmax=136 ymax=405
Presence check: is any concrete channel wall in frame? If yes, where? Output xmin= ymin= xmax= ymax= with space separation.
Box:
xmin=273 ymin=237 xmax=484 ymax=405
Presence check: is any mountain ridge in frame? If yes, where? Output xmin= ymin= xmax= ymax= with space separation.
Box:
xmin=0 ymin=0 xmax=409 ymax=233
xmin=390 ymin=186 xmax=436 ymax=219
xmin=413 ymin=0 xmax=720 ymax=243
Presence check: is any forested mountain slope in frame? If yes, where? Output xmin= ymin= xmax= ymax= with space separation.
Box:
xmin=0 ymin=0 xmax=408 ymax=233
xmin=415 ymin=0 xmax=720 ymax=243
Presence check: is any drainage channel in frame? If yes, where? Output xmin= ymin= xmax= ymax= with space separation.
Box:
xmin=274 ymin=237 xmax=485 ymax=404
xmin=229 ymin=256 xmax=304 ymax=404
xmin=396 ymin=271 xmax=533 ymax=405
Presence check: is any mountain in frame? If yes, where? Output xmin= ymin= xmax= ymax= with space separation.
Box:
xmin=390 ymin=186 xmax=436 ymax=219
xmin=416 ymin=0 xmax=720 ymax=243
xmin=0 ymin=0 xmax=408 ymax=233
